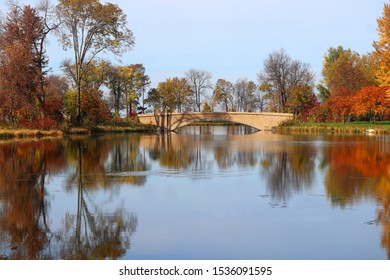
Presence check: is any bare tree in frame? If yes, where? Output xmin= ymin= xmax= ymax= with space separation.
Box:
xmin=257 ymin=49 xmax=314 ymax=113
xmin=254 ymin=86 xmax=269 ymax=113
xmin=35 ymin=0 xmax=62 ymax=106
xmin=234 ymin=79 xmax=257 ymax=112
xmin=185 ymin=69 xmax=212 ymax=112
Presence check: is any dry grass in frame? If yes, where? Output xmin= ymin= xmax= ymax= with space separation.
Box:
xmin=0 ymin=129 xmax=63 ymax=139
xmin=278 ymin=121 xmax=390 ymax=135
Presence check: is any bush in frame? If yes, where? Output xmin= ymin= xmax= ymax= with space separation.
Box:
xmin=279 ymin=119 xmax=300 ymax=127
xmin=19 ymin=117 xmax=58 ymax=130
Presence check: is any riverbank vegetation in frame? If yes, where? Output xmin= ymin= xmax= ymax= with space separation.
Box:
xmin=1 ymin=1 xmax=390 ymax=134
xmin=0 ymin=122 xmax=155 ymax=139
xmin=278 ymin=120 xmax=390 ymax=135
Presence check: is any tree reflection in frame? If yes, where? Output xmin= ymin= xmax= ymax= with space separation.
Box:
xmin=213 ymin=141 xmax=259 ymax=169
xmin=321 ymin=135 xmax=390 ymax=259
xmin=59 ymin=139 xmax=139 ymax=259
xmin=146 ymin=132 xmax=262 ymax=179
xmin=0 ymin=136 xmax=142 ymax=259
xmin=260 ymin=139 xmax=316 ymax=203
xmin=148 ymin=134 xmax=195 ymax=170
xmin=0 ymin=140 xmax=65 ymax=259
xmin=213 ymin=144 xmax=235 ymax=169
xmin=65 ymin=135 xmax=150 ymax=189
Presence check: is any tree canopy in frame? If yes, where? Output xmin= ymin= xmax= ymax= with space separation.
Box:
xmin=56 ymin=0 xmax=135 ymax=124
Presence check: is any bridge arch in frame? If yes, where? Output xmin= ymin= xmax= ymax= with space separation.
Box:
xmin=138 ymin=112 xmax=293 ymax=131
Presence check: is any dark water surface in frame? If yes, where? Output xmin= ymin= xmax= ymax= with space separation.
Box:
xmin=0 ymin=126 xmax=389 ymax=259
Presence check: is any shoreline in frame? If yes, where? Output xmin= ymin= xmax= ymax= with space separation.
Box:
xmin=0 ymin=123 xmax=156 ymax=140
xmin=278 ymin=122 xmax=390 ymax=135
xmin=2 ymin=122 xmax=390 ymax=140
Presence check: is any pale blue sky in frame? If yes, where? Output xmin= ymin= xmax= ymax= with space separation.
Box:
xmin=0 ymin=0 xmax=386 ymax=87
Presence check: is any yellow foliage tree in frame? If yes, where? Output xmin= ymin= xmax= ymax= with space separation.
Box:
xmin=373 ymin=4 xmax=390 ymax=97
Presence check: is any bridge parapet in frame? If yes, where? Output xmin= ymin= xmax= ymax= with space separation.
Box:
xmin=138 ymin=112 xmax=293 ymax=131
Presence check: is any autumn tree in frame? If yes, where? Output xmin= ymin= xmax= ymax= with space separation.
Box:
xmin=120 ymin=64 xmax=150 ymax=117
xmin=44 ymin=74 xmax=69 ymax=122
xmin=0 ymin=5 xmax=47 ymax=124
xmin=170 ymin=77 xmax=191 ymax=113
xmin=62 ymin=59 xmax=108 ymax=91
xmin=56 ymin=0 xmax=134 ymax=124
xmin=353 ymin=86 xmax=390 ymax=123
xmin=319 ymin=46 xmax=378 ymax=122
xmin=185 ymin=69 xmax=212 ymax=112
xmin=327 ymin=88 xmax=355 ymax=123
xmin=62 ymin=59 xmax=111 ymax=124
xmin=105 ymin=63 xmax=123 ymax=116
xmin=374 ymin=3 xmax=390 ymax=96
xmin=256 ymin=83 xmax=271 ymax=112
xmin=203 ymin=102 xmax=212 ymax=112
xmin=258 ymin=49 xmax=314 ymax=113
xmin=321 ymin=46 xmax=375 ymax=95
xmin=104 ymin=63 xmax=150 ymax=116
xmin=144 ymin=88 xmax=161 ymax=112
xmin=144 ymin=78 xmax=189 ymax=115
xmin=212 ymin=79 xmax=234 ymax=112
xmin=286 ymin=84 xmax=318 ymax=120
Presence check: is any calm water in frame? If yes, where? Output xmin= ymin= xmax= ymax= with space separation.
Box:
xmin=0 ymin=126 xmax=389 ymax=260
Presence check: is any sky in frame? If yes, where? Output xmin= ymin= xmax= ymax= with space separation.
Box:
xmin=0 ymin=0 xmax=386 ymax=87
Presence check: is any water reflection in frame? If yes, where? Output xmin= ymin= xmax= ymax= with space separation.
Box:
xmin=59 ymin=139 xmax=138 ymax=259
xmin=65 ymin=136 xmax=150 ymax=189
xmin=0 ymin=137 xmax=140 ymax=259
xmin=0 ymin=140 xmax=64 ymax=259
xmin=320 ymin=135 xmax=390 ymax=259
xmin=260 ymin=139 xmax=316 ymax=203
xmin=0 ymin=129 xmax=389 ymax=259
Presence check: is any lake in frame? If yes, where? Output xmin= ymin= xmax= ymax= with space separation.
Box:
xmin=0 ymin=126 xmax=389 ymax=260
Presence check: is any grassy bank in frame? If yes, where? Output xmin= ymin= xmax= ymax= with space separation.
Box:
xmin=0 ymin=122 xmax=156 ymax=139
xmin=278 ymin=121 xmax=390 ymax=135
xmin=0 ymin=129 xmax=63 ymax=139
xmin=63 ymin=122 xmax=156 ymax=135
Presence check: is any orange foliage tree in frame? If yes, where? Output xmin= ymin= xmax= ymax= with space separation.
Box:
xmin=318 ymin=47 xmax=378 ymax=122
xmin=0 ymin=5 xmax=45 ymax=124
xmin=327 ymin=88 xmax=355 ymax=123
xmin=353 ymin=86 xmax=390 ymax=123
xmin=374 ymin=4 xmax=390 ymax=97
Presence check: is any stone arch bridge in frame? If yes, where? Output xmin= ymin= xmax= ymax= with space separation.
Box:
xmin=138 ymin=112 xmax=293 ymax=131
